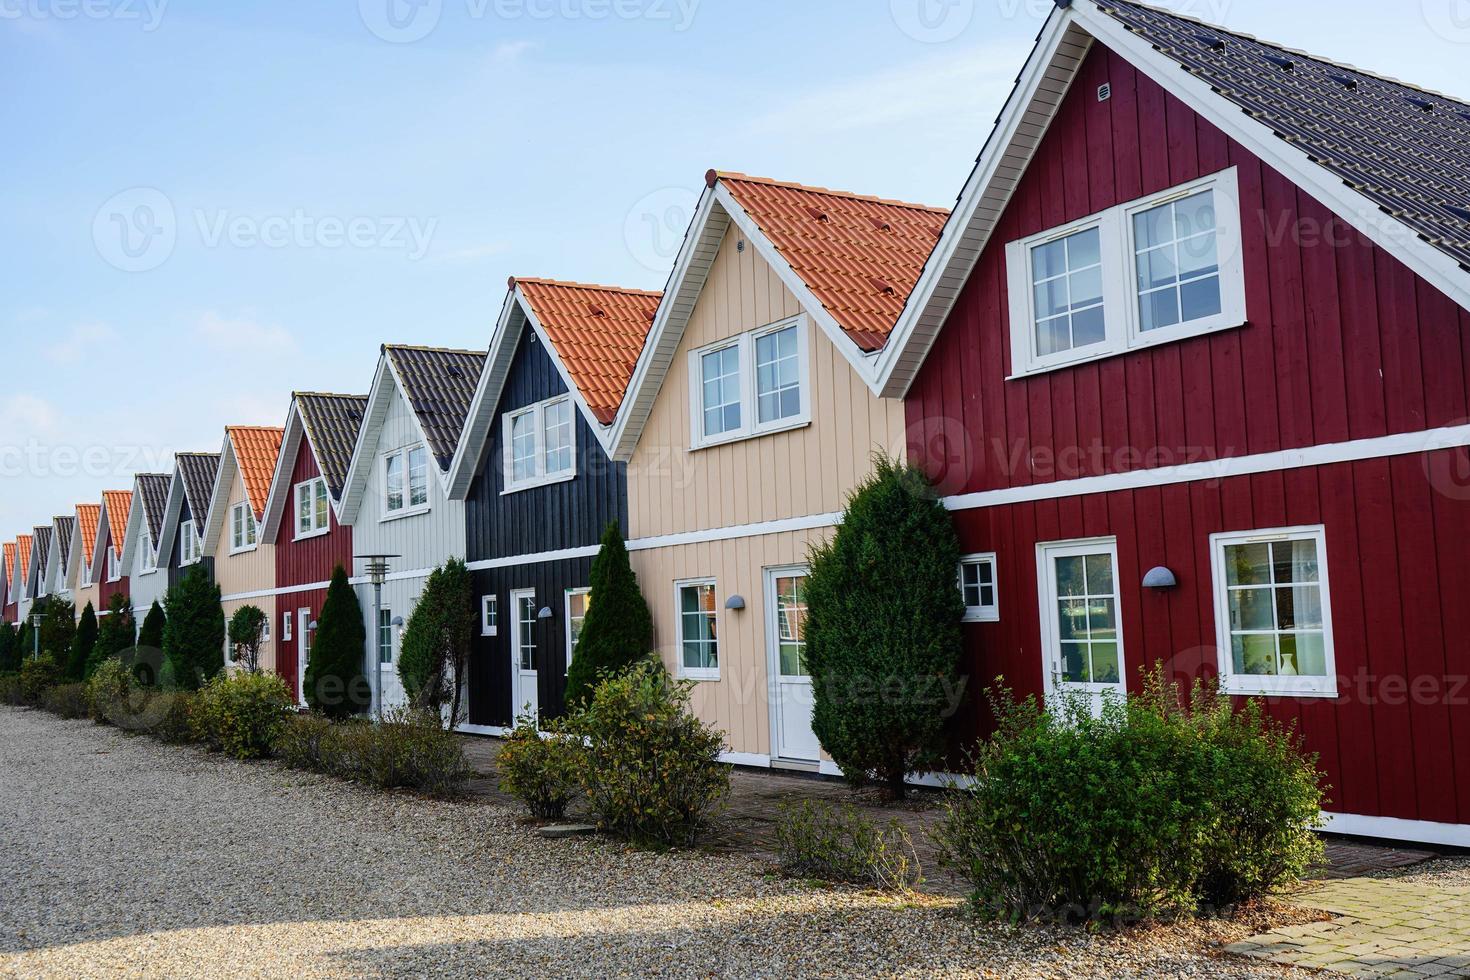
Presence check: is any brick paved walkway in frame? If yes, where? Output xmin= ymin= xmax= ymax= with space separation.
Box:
xmin=1227 ymin=878 xmax=1470 ymax=977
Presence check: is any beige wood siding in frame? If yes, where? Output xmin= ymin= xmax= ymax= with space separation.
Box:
xmin=212 ymin=463 xmax=278 ymax=673
xmin=626 ymin=224 xmax=908 ymax=539
xmin=74 ymin=582 xmax=99 ymax=621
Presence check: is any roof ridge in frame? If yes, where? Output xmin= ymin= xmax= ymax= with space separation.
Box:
xmin=226 ymin=424 xmax=285 ymax=433
xmin=512 ymin=276 xmax=664 ymax=297
xmin=175 ymin=451 xmax=221 ymax=458
xmin=709 ymin=170 xmax=950 ymax=214
xmin=295 ymin=390 xmax=369 ymax=400
xmin=1109 ymin=0 xmax=1470 ymax=107
xmin=382 ymin=343 xmax=486 ymax=357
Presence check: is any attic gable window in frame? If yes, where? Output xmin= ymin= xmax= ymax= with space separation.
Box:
xmin=230 ymin=502 xmax=258 ymax=553
xmin=180 ymin=519 xmax=201 ymax=565
xmin=295 ymin=477 xmax=331 ymax=539
xmin=141 ymin=529 xmax=157 ymax=572
xmin=107 ymin=546 xmax=121 ymax=582
xmin=688 ymin=314 xmax=811 ymax=450
xmin=382 ymin=444 xmax=429 ymax=518
xmin=502 ymin=395 xmax=577 ymax=494
xmin=1005 ymin=168 xmax=1246 ymax=377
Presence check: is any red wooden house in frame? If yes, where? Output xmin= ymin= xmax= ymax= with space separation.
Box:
xmin=259 ymin=392 xmax=367 ymax=704
xmin=91 ymin=490 xmax=133 ymax=619
xmin=3 ymin=541 xmax=17 ymax=625
xmin=884 ymin=1 xmax=1470 ymax=845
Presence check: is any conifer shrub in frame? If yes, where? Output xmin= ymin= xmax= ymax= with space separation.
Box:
xmin=88 ymin=593 xmax=136 ymax=679
xmin=398 ymin=558 xmax=474 ymax=727
xmin=39 ymin=598 xmax=76 ymax=669
xmin=563 ymin=521 xmax=652 ymax=707
xmin=160 ymin=566 xmax=225 ymax=690
xmin=67 ymin=602 xmax=98 ymax=682
xmin=0 ymin=673 xmax=22 ymax=706
xmin=0 ymin=620 xmax=18 ymax=673
xmin=804 ymin=455 xmax=964 ymax=799
xmin=305 ymin=565 xmax=369 ymax=719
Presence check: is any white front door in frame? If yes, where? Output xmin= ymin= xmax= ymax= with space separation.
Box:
xmin=1037 ymin=539 xmax=1127 ymax=716
xmin=297 ymin=608 xmax=312 ymax=705
xmin=765 ymin=566 xmax=820 ymax=764
xmin=510 ymin=588 xmax=539 ymax=724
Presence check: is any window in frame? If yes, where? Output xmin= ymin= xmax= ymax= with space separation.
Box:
xmin=959 ymin=553 xmax=999 ymax=623
xmin=261 ymin=616 xmax=271 ymax=644
xmin=140 ymin=529 xmax=156 ymax=572
xmin=282 ymin=610 xmax=293 ymax=642
xmin=383 ymin=445 xmax=429 ymax=516
xmin=229 ymin=502 xmax=257 ymax=553
xmin=107 ymin=546 xmax=119 ymax=582
xmin=502 ymin=396 xmax=577 ymax=492
xmin=295 ymin=478 xmax=330 ymax=538
xmin=300 ymin=610 xmax=312 ymax=666
xmin=515 ymin=593 xmax=537 ymax=671
xmin=378 ymin=608 xmax=394 ymax=664
xmin=676 ymin=579 xmax=719 ymax=679
xmin=565 ymin=588 xmax=590 ymax=671
xmin=481 ymin=594 xmax=498 ymax=636
xmin=180 ymin=520 xmax=200 ymax=565
xmin=688 ymin=315 xmax=810 ymax=449
xmin=1210 ymin=526 xmax=1336 ymax=697
xmin=772 ymin=573 xmax=808 ymax=677
xmin=1005 ymin=168 xmax=1245 ymax=376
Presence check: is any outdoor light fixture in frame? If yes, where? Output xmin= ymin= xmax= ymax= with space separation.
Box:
xmin=358 ymin=554 xmax=399 ymax=725
xmin=307 ymin=620 xmax=318 ymax=632
xmin=537 ymin=606 xmax=553 ymax=620
xmin=1142 ymin=566 xmax=1178 ymax=590
xmin=725 ymin=595 xmax=746 ymax=611
xmin=29 ymin=613 xmax=43 ymax=660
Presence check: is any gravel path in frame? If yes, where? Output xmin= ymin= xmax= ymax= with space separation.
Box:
xmin=0 ymin=707 xmax=1308 ymax=979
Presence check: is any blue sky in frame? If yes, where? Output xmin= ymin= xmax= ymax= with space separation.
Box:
xmin=3 ymin=0 xmax=1468 ymax=542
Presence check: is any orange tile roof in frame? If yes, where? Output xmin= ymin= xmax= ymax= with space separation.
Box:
xmin=228 ymin=426 xmax=285 ymax=519
xmin=512 ymin=278 xmax=662 ymax=425
xmin=75 ymin=503 xmax=101 ymax=565
xmin=102 ymin=491 xmax=132 ymax=552
xmin=16 ymin=535 xmax=32 ymax=584
xmin=713 ymin=171 xmax=949 ymax=352
xmin=3 ymin=542 xmax=14 ymax=590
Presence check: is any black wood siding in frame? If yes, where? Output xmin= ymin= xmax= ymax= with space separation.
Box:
xmin=464 ymin=326 xmax=628 ymax=561
xmin=467 ymin=557 xmax=594 ymax=727
xmin=166 ymin=497 xmax=214 ymax=591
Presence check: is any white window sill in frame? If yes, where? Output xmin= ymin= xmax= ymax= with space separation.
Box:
xmin=293 ymin=527 xmax=331 ymax=542
xmin=1220 ymin=680 xmax=1338 ymax=700
xmin=689 ymin=416 xmax=811 ymax=453
xmin=481 ymin=628 xmax=498 ymax=637
xmin=501 ymin=470 xmax=576 ymax=495
xmin=228 ymin=545 xmax=259 ymax=556
xmin=1009 ymin=318 xmax=1246 ymax=380
xmin=379 ymin=505 xmax=430 ymax=523
xmin=962 ymin=609 xmax=999 ymax=624
xmin=679 ymin=668 xmax=720 ymax=682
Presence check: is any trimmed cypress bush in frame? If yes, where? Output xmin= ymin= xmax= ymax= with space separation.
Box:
xmin=40 ymin=598 xmax=76 ymax=668
xmin=130 ymin=600 xmax=168 ymax=685
xmin=138 ymin=600 xmax=166 ymax=650
xmin=398 ymin=558 xmax=474 ymax=727
xmin=306 ymin=565 xmax=369 ymax=719
xmin=88 ymin=593 xmax=136 ymax=679
xmin=564 ymin=521 xmax=652 ymax=707
xmin=227 ymin=604 xmax=268 ymax=673
xmin=160 ymin=565 xmax=225 ymax=690
xmin=0 ymin=620 xmax=20 ymax=672
xmin=16 ymin=619 xmax=32 ymax=665
xmin=67 ymin=602 xmax=99 ymax=681
xmin=804 ymin=455 xmax=965 ymax=799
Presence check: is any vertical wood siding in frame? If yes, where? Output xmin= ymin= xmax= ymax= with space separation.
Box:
xmin=465 ymin=326 xmax=628 ymax=560
xmin=96 ymin=524 xmax=129 ymax=612
xmin=212 ymin=462 xmax=278 ymax=673
xmin=626 ymin=224 xmax=909 ymax=538
xmin=905 ymin=46 xmax=1470 ymax=498
xmin=166 ymin=495 xmax=215 ymax=592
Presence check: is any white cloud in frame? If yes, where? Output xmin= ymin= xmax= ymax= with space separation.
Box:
xmin=44 ymin=322 xmax=117 ymax=364
xmin=491 ymin=40 xmax=539 ymax=64
xmin=0 ymin=394 xmax=61 ymax=437
xmin=196 ymin=311 xmax=297 ymax=353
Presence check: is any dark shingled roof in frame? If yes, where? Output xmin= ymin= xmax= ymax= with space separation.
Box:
xmin=135 ymin=473 xmax=171 ymax=543
xmin=31 ymin=526 xmax=51 ymax=583
xmin=385 ymin=345 xmax=487 ymax=471
xmin=296 ymin=393 xmax=369 ymax=500
xmin=175 ymin=453 xmax=220 ymax=523
xmin=1098 ymin=0 xmax=1470 ymax=270
xmin=53 ymin=517 xmax=74 ymax=574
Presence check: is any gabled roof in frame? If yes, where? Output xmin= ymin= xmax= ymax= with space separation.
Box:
xmin=447 ymin=279 xmax=660 ymax=497
xmin=607 ymin=171 xmax=947 ymax=461
xmin=339 ymin=345 xmax=487 ymax=523
xmin=52 ymin=516 xmax=74 ymax=582
xmin=118 ymin=474 xmax=170 ymax=569
xmin=102 ymin=491 xmax=132 ymax=554
xmin=3 ymin=542 xmax=15 ymax=599
xmin=30 ymin=525 xmax=51 ymax=591
xmin=75 ymin=504 xmax=100 ymax=566
xmin=260 ymin=392 xmax=367 ymax=544
xmin=227 ymin=427 xmax=285 ymax=519
xmin=877 ymin=0 xmax=1470 ymax=396
xmin=156 ymin=453 xmax=219 ymax=563
xmin=15 ymin=536 xmax=31 ymax=600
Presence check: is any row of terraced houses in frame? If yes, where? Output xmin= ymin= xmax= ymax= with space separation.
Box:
xmin=7 ymin=1 xmax=1470 ymax=847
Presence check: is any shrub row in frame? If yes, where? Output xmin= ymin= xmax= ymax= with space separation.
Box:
xmin=273 ymin=708 xmax=472 ymax=797
xmin=775 ymin=800 xmax=923 ymax=892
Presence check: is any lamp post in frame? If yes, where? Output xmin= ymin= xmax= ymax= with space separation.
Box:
xmin=359 ymin=555 xmax=398 ymax=724
xmin=30 ymin=613 xmax=43 ymax=661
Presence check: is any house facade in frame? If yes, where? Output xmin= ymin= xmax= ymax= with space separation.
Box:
xmin=3 ymin=542 xmax=15 ymax=624
xmin=13 ymin=535 xmax=32 ymax=626
xmin=259 ymin=394 xmax=364 ymax=705
xmin=339 ymin=346 xmax=484 ymax=711
xmin=448 ymin=278 xmax=655 ymax=730
xmin=610 ymin=172 xmax=946 ymax=769
xmin=119 ymin=474 xmax=172 ymax=635
xmin=91 ymin=490 xmax=133 ymax=619
xmin=42 ymin=516 xmax=75 ymax=606
xmin=156 ymin=452 xmax=220 ymax=594
xmin=67 ymin=503 xmax=102 ymax=619
xmin=201 ymin=427 xmax=284 ymax=674
xmin=886 ymin=0 xmax=1470 ymax=845
xmin=28 ymin=526 xmax=52 ymax=612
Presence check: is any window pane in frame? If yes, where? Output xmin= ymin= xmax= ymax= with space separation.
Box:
xmin=298 ymin=486 xmax=311 ymax=532
xmin=680 ymin=584 xmax=718 ymax=670
xmin=511 ymin=412 xmax=537 ymax=482
xmin=1225 ymin=543 xmax=1271 ymax=586
xmin=701 ymin=346 xmax=742 ymax=437
xmin=1055 ymin=556 xmax=1085 ymax=597
xmin=1179 ymin=276 xmax=1222 ymax=322
xmin=1140 ymin=287 xmax=1181 ymax=333
xmin=1070 ymin=305 xmax=1106 ymax=348
xmin=408 ymin=447 xmax=428 ymax=506
xmin=775 ymin=575 xmax=808 ymax=677
xmin=1232 ymin=634 xmax=1277 ymax=675
xmin=315 ymin=481 xmax=329 ymax=529
xmin=1031 ymin=228 xmax=1105 ymax=357
xmin=518 ymin=596 xmax=536 ymax=670
xmin=378 ymin=608 xmax=393 ymax=664
xmin=1066 ymin=227 xmax=1100 ymax=268
xmin=756 ymin=326 xmax=801 ymax=425
xmin=1036 ymin=315 xmax=1070 ymax=356
xmin=543 ymin=400 xmax=573 ymax=475
xmin=1173 ymin=190 xmax=1216 ymax=236
xmin=1084 ymin=553 xmax=1113 ymax=594
xmin=1057 ymin=599 xmax=1086 ymax=640
xmin=1177 ymin=233 xmax=1219 ymax=279
xmin=1229 ymin=587 xmax=1275 ymax=631
xmin=385 ymin=454 xmax=404 ymax=511
xmin=1134 ymin=190 xmax=1222 ymax=331
xmin=1090 ymin=642 xmax=1120 ymax=684
xmin=1088 ymin=598 xmax=1117 ymax=639
xmin=1033 ymin=238 xmax=1067 ymax=279
xmin=1280 ymin=633 xmax=1326 ymax=677
xmin=1061 ymin=642 xmax=1087 ymax=682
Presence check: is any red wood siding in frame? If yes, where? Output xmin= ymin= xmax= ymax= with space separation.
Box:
xmin=273 ymin=435 xmax=353 ymax=697
xmin=950 ymin=452 xmax=1470 ymax=826
xmin=96 ymin=524 xmax=129 ymax=612
xmin=905 ymin=46 xmax=1470 ymax=496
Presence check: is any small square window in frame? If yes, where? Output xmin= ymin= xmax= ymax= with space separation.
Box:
xmin=959 ymin=553 xmax=999 ymax=623
xmin=295 ymin=478 xmax=331 ymax=537
xmin=283 ymin=611 xmax=293 ymax=642
xmin=230 ymin=502 xmax=257 ymax=553
xmin=689 ymin=315 xmax=810 ymax=450
xmin=383 ymin=445 xmax=431 ymax=516
xmin=502 ymin=396 xmax=578 ymax=492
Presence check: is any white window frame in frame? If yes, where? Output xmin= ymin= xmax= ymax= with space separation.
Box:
xmin=687 ymin=313 xmax=811 ymax=451
xmin=294 ymin=477 xmax=331 ymax=539
xmin=501 ymin=395 xmax=578 ymax=494
xmin=480 ymin=594 xmax=498 ymax=636
xmin=377 ymin=607 xmax=395 ymax=665
xmin=282 ymin=610 xmax=293 ymax=642
xmin=140 ymin=528 xmax=157 ymax=573
xmin=674 ymin=577 xmax=720 ymax=681
xmin=229 ymin=501 xmax=258 ymax=554
xmin=1005 ymin=167 xmax=1246 ymax=378
xmin=1210 ymin=524 xmax=1337 ymax=699
xmin=564 ymin=587 xmax=590 ymax=673
xmin=958 ymin=552 xmax=999 ymax=623
xmin=180 ymin=519 xmax=200 ymax=566
xmin=380 ymin=444 xmax=430 ymax=520
xmin=261 ymin=616 xmax=271 ymax=644
xmin=107 ymin=546 xmax=120 ymax=582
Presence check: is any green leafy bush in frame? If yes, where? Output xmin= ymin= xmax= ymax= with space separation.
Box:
xmin=305 ymin=565 xmax=369 ymax=719
xmin=88 ymin=659 xmax=136 ymax=725
xmin=564 ymin=521 xmax=652 ymax=707
xmin=776 ymin=800 xmax=923 ymax=891
xmin=497 ymin=717 xmax=583 ymax=819
xmin=0 ymin=673 xmax=22 ymax=706
xmin=932 ymin=672 xmax=1325 ymax=923
xmin=227 ymin=604 xmax=268 ymax=673
xmin=144 ymin=692 xmax=199 ymax=744
xmin=273 ymin=712 xmax=338 ymax=771
xmin=568 ymin=660 xmax=728 ymax=846
xmin=40 ymin=682 xmax=92 ymax=720
xmin=323 ymin=709 xmax=473 ymax=796
xmin=19 ymin=655 xmax=62 ymax=706
xmin=191 ymin=671 xmax=293 ymax=759
xmin=804 ymin=455 xmax=964 ymax=799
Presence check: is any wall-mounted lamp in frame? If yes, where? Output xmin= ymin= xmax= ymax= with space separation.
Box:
xmin=391 ymin=616 xmax=404 ymax=628
xmin=537 ymin=606 xmax=554 ymax=620
xmin=1142 ymin=566 xmax=1178 ymax=590
xmin=725 ymin=595 xmax=746 ymax=611
xmin=307 ymin=620 xmax=319 ymax=632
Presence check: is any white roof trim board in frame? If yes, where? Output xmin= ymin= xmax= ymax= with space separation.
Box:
xmin=200 ymin=432 xmax=242 ymax=556
xmin=117 ymin=479 xmax=153 ymax=571
xmin=876 ymin=0 xmax=1470 ymax=397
